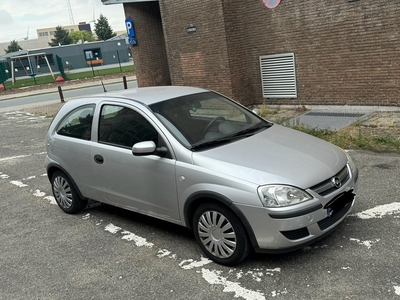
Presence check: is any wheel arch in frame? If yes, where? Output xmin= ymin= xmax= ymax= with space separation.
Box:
xmin=46 ymin=163 xmax=86 ymax=200
xmin=183 ymin=191 xmax=259 ymax=249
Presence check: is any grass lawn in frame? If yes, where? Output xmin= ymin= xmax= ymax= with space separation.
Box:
xmin=260 ymin=107 xmax=400 ymax=154
xmin=2 ymin=65 xmax=135 ymax=90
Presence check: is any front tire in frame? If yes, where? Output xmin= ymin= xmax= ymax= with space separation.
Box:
xmin=193 ymin=203 xmax=250 ymax=266
xmin=51 ymin=171 xmax=87 ymax=214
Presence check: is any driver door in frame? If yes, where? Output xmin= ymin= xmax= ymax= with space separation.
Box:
xmin=91 ymin=103 xmax=180 ymax=222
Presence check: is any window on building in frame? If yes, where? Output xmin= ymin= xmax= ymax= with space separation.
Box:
xmin=13 ymin=58 xmax=29 ymax=70
xmin=259 ymin=53 xmax=297 ymax=98
xmin=37 ymin=54 xmax=55 ymax=66
xmin=84 ymin=48 xmax=102 ymax=61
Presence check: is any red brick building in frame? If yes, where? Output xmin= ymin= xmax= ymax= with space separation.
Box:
xmin=103 ymin=0 xmax=399 ymax=107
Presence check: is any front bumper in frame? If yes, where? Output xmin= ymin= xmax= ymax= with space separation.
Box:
xmin=235 ymin=164 xmax=358 ymax=252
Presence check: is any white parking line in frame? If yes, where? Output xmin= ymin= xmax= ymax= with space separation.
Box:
xmin=10 ymin=180 xmax=28 ymax=187
xmin=33 ymin=190 xmax=46 ymax=197
xmin=394 ymin=286 xmax=400 ymax=296
xmin=121 ymin=230 xmax=154 ymax=248
xmin=6 ymin=170 xmax=399 ymax=300
xmin=0 ymin=152 xmax=46 ymax=162
xmin=201 ymin=269 xmax=265 ymax=300
xmin=349 ymin=238 xmax=380 ymax=249
xmin=102 ymin=220 xmax=269 ymax=299
xmin=350 ymin=202 xmax=400 ymax=219
xmin=0 ymin=172 xmax=10 ymax=179
xmin=179 ymin=257 xmax=212 ymax=270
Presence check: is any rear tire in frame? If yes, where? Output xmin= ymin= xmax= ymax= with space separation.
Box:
xmin=193 ymin=203 xmax=250 ymax=266
xmin=51 ymin=171 xmax=87 ymax=214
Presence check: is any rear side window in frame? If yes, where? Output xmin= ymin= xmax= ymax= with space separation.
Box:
xmin=98 ymin=105 xmax=158 ymax=148
xmin=56 ymin=105 xmax=95 ymax=140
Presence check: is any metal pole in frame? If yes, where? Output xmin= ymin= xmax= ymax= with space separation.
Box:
xmin=123 ymin=76 xmax=127 ymax=89
xmin=58 ymin=86 xmax=65 ymax=102
xmin=116 ymin=50 xmax=122 ymax=73
xmin=90 ymin=58 xmax=95 ymax=77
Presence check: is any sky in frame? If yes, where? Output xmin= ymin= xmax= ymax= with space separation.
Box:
xmin=0 ymin=0 xmax=127 ymax=43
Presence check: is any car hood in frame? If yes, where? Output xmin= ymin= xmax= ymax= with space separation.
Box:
xmin=192 ymin=124 xmax=347 ymax=188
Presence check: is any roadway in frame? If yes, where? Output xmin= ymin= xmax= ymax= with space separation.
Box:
xmin=0 ymin=80 xmax=138 ymax=109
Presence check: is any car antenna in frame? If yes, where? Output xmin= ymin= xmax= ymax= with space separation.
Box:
xmin=97 ymin=70 xmax=107 ymax=93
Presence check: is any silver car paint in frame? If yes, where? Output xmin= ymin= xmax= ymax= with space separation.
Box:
xmin=192 ymin=124 xmax=348 ymax=189
xmin=46 ymin=88 xmax=358 ymax=252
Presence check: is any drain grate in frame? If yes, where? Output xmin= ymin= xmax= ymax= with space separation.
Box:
xmin=305 ymin=112 xmax=365 ymax=118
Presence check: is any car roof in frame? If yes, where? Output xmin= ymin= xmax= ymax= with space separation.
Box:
xmin=100 ymin=86 xmax=209 ymax=106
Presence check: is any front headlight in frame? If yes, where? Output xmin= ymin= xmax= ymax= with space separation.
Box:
xmin=345 ymin=151 xmax=358 ymax=182
xmin=345 ymin=151 xmax=355 ymax=168
xmin=257 ymin=185 xmax=313 ymax=208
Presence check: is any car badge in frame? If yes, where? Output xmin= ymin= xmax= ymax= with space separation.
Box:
xmin=331 ymin=177 xmax=341 ymax=188
xmin=327 ymin=207 xmax=334 ymax=217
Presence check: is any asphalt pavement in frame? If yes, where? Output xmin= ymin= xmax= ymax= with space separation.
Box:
xmin=0 ymin=102 xmax=399 ymax=299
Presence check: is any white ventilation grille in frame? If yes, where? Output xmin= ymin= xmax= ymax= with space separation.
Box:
xmin=259 ymin=53 xmax=297 ymax=98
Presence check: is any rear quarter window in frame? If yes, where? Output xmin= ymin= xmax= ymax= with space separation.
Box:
xmin=56 ymin=105 xmax=95 ymax=140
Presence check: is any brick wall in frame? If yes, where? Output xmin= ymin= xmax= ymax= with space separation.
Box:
xmin=158 ymin=0 xmax=234 ymax=98
xmin=222 ymin=0 xmax=400 ymax=106
xmin=124 ymin=2 xmax=171 ymax=87
xmin=124 ymin=0 xmax=400 ymax=107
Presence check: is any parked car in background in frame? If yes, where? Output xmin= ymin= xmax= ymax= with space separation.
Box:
xmin=45 ymin=86 xmax=358 ymax=265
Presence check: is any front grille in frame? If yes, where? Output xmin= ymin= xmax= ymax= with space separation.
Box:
xmin=281 ymin=227 xmax=310 ymax=240
xmin=310 ymin=165 xmax=350 ymax=196
xmin=318 ymin=201 xmax=352 ymax=231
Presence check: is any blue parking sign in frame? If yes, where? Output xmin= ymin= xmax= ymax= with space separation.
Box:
xmin=125 ymin=18 xmax=135 ymax=38
xmin=129 ymin=37 xmax=137 ymax=46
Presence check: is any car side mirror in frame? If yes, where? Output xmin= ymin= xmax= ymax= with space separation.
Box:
xmin=132 ymin=141 xmax=168 ymax=157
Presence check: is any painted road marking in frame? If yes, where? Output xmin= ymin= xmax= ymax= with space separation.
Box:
xmin=394 ymin=286 xmax=400 ymax=296
xmin=350 ymin=202 xmax=400 ymax=219
xmin=3 ymin=167 xmax=400 ymax=300
xmin=349 ymin=238 xmax=380 ymax=249
xmin=0 ymin=152 xmax=46 ymax=162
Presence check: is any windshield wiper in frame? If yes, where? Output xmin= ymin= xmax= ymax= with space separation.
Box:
xmin=191 ymin=137 xmax=233 ymax=151
xmin=191 ymin=123 xmax=273 ymax=151
xmin=230 ymin=122 xmax=273 ymax=138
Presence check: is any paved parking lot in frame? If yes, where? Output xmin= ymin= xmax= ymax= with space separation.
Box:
xmin=0 ymin=110 xmax=399 ymax=300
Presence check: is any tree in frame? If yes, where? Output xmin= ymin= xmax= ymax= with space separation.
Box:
xmin=94 ymin=14 xmax=117 ymax=41
xmin=48 ymin=26 xmax=73 ymax=46
xmin=69 ymin=30 xmax=95 ymax=44
xmin=4 ymin=40 xmax=22 ymax=53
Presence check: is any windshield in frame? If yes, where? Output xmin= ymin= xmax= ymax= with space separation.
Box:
xmin=149 ymin=92 xmax=272 ymax=150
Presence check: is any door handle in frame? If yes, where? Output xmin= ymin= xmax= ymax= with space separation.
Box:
xmin=94 ymin=154 xmax=104 ymax=164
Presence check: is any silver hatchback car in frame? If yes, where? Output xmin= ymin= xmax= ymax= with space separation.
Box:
xmin=46 ymin=86 xmax=358 ymax=266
